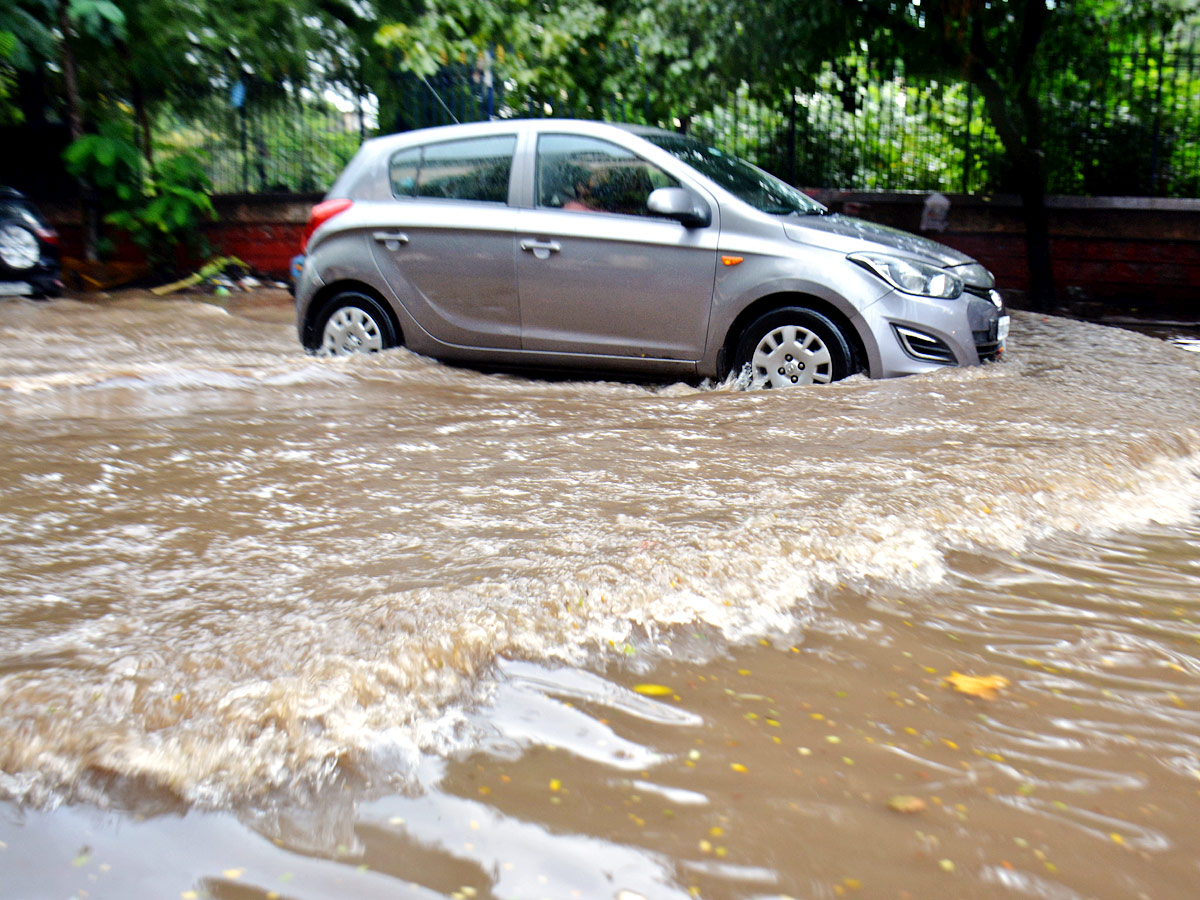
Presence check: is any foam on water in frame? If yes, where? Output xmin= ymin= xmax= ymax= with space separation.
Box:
xmin=1 ymin=301 xmax=1199 ymax=813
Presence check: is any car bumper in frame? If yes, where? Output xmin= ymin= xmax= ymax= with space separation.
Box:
xmin=862 ymin=288 xmax=1007 ymax=377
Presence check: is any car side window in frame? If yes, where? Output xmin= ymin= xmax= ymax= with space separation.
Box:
xmin=389 ymin=148 xmax=420 ymax=197
xmin=388 ymin=136 xmax=516 ymax=203
xmin=536 ymin=134 xmax=678 ymax=217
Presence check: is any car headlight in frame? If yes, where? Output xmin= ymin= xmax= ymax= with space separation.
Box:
xmin=848 ymin=252 xmax=964 ymax=299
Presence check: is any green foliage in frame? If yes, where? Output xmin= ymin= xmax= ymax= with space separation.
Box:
xmin=64 ymin=126 xmax=214 ymax=271
xmin=63 ymin=125 xmax=143 ymax=204
xmin=106 ymin=151 xmax=216 ymax=269
xmin=375 ymin=0 xmax=609 ymax=100
xmin=11 ymin=0 xmax=1200 ymax=210
xmin=0 ymin=30 xmax=18 ymax=124
xmin=67 ymin=0 xmax=125 ymax=44
xmin=0 ymin=1 xmax=57 ymax=70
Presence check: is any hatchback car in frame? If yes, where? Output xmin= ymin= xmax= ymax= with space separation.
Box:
xmin=295 ymin=120 xmax=1007 ymax=387
xmin=0 ymin=187 xmax=62 ymax=299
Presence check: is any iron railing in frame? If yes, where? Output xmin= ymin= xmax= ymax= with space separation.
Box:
xmin=185 ymin=41 xmax=1200 ymax=198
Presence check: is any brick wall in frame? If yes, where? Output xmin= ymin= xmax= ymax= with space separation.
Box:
xmin=808 ymin=191 xmax=1200 ymax=312
xmin=44 ymin=192 xmax=1200 ymax=313
xmin=44 ymin=193 xmax=321 ymax=283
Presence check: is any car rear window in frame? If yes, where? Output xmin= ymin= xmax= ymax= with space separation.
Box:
xmin=389 ymin=135 xmax=516 ymax=204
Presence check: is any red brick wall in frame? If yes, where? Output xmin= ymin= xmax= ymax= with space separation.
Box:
xmin=45 ymin=193 xmax=320 ymax=282
xmin=45 ymin=192 xmax=1200 ymax=311
xmin=809 ymin=191 xmax=1200 ymax=311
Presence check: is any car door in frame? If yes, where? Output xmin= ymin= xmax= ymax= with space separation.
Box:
xmin=515 ymin=133 xmax=719 ymax=362
xmin=369 ymin=134 xmax=521 ymax=349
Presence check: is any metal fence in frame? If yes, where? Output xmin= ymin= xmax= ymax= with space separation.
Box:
xmin=175 ymin=84 xmax=370 ymax=194
xmin=187 ymin=42 xmax=1200 ymax=198
xmin=698 ymin=44 xmax=1200 ymax=198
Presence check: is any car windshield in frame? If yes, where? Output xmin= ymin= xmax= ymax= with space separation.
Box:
xmin=647 ymin=135 xmax=826 ymax=216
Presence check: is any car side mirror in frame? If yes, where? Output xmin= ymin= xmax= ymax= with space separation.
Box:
xmin=648 ymin=187 xmax=711 ymax=228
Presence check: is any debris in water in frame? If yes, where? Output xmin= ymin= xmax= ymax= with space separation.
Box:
xmin=887 ymin=795 xmax=927 ymax=814
xmin=944 ymin=672 xmax=1010 ymax=700
xmin=633 ymin=684 xmax=674 ymax=696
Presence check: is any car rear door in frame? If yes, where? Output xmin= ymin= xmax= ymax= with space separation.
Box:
xmin=515 ymin=133 xmax=719 ymax=363
xmin=369 ymin=134 xmax=521 ymax=349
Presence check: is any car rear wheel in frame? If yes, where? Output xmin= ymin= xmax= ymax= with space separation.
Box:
xmin=314 ymin=291 xmax=399 ymax=357
xmin=0 ymin=222 xmax=39 ymax=270
xmin=734 ymin=307 xmax=852 ymax=387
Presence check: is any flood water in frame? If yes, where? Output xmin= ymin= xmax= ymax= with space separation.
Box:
xmin=2 ymin=292 xmax=1200 ymax=900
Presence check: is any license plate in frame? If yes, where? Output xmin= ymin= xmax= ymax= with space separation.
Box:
xmin=997 ymin=315 xmax=1011 ymax=343
xmin=0 ymin=281 xmax=33 ymax=297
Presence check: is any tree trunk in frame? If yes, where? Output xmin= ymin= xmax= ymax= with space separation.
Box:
xmin=57 ymin=0 xmax=98 ymax=262
xmin=965 ymin=60 xmax=1057 ymax=311
xmin=1017 ymin=155 xmax=1056 ymax=311
xmin=1015 ymin=81 xmax=1055 ymax=311
xmin=130 ymin=74 xmax=153 ymax=169
xmin=57 ymin=1 xmax=83 ymax=143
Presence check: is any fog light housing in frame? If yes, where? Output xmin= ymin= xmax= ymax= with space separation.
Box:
xmin=893 ymin=325 xmax=957 ymax=364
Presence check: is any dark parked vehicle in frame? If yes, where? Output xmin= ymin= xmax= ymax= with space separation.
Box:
xmin=295 ymin=120 xmax=1008 ymax=387
xmin=0 ymin=188 xmax=61 ymax=299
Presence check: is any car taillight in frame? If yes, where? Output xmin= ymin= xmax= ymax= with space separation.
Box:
xmin=34 ymin=225 xmax=59 ymax=245
xmin=301 ymin=198 xmax=353 ymax=251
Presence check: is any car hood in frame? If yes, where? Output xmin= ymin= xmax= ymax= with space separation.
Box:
xmin=783 ymin=214 xmax=994 ymax=288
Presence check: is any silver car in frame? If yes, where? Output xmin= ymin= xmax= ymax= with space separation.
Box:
xmin=295 ymin=119 xmax=1008 ymax=387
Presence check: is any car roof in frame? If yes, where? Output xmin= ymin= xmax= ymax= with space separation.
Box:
xmin=360 ymin=118 xmax=680 ymax=154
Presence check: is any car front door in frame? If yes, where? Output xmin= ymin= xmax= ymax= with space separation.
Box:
xmin=369 ymin=134 xmax=521 ymax=349
xmin=515 ymin=133 xmax=719 ymax=363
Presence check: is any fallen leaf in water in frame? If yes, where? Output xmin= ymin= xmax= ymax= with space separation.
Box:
xmin=887 ymin=795 xmax=927 ymax=814
xmin=633 ymin=684 xmax=673 ymax=696
xmin=945 ymin=672 xmax=1010 ymax=700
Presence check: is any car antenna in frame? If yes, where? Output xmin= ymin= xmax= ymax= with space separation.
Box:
xmin=421 ymin=76 xmax=461 ymax=124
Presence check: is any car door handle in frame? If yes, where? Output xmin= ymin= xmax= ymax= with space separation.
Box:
xmin=520 ymin=239 xmax=561 ymax=255
xmin=372 ymin=231 xmax=409 ymax=247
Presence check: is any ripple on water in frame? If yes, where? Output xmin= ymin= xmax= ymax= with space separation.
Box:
xmin=0 ymin=305 xmax=1198 ymax=822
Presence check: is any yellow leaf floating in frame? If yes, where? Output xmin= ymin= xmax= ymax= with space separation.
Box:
xmin=887 ymin=795 xmax=928 ymax=814
xmin=944 ymin=672 xmax=1010 ymax=700
xmin=633 ymin=684 xmax=674 ymax=696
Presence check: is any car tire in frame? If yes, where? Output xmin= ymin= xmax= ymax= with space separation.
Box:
xmin=733 ymin=307 xmax=853 ymax=387
xmin=312 ymin=291 xmax=399 ymax=357
xmin=0 ymin=222 xmax=39 ymax=271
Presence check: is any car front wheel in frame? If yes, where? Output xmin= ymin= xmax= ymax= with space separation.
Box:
xmin=313 ymin=291 xmax=399 ymax=357
xmin=734 ymin=307 xmax=852 ymax=387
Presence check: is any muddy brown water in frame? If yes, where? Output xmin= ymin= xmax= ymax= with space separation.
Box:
xmin=2 ymin=292 xmax=1200 ymax=900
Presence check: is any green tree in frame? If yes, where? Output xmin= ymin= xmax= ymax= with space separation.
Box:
xmin=725 ymin=0 xmax=1195 ymax=307
xmin=0 ymin=2 xmax=54 ymax=123
xmin=375 ymin=0 xmax=608 ymax=103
